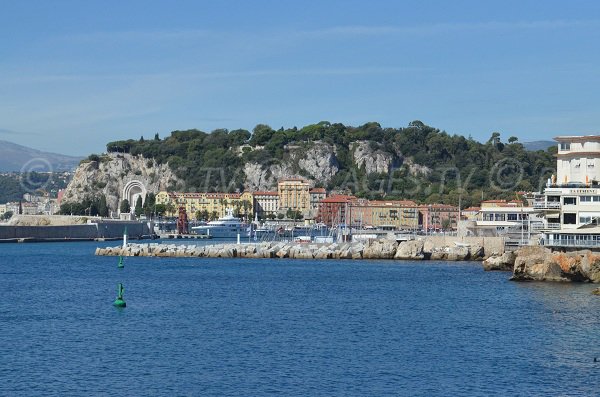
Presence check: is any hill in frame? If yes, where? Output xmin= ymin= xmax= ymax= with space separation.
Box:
xmin=0 ymin=140 xmax=82 ymax=172
xmin=60 ymin=121 xmax=557 ymax=215
xmin=522 ymin=140 xmax=555 ymax=151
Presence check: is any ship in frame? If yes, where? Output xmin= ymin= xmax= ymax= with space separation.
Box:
xmin=190 ymin=209 xmax=250 ymax=239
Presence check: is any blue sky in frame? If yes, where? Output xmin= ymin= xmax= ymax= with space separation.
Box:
xmin=1 ymin=0 xmax=600 ymax=155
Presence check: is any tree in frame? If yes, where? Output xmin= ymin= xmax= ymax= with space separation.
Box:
xmin=2 ymin=211 xmax=13 ymax=220
xmin=120 ymin=199 xmax=130 ymax=214
xmin=154 ymin=204 xmax=167 ymax=216
xmin=98 ymin=194 xmax=109 ymax=217
xmin=508 ymin=136 xmax=518 ymax=144
xmin=154 ymin=132 xmax=160 ymax=141
xmin=134 ymin=196 xmax=143 ymax=217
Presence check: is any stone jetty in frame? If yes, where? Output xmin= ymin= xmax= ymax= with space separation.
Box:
xmin=95 ymin=237 xmax=491 ymax=261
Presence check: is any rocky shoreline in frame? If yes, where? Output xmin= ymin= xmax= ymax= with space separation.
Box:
xmin=483 ymin=246 xmax=600 ymax=283
xmin=95 ymin=238 xmax=488 ymax=261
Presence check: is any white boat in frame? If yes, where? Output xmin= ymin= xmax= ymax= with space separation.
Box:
xmin=191 ymin=209 xmax=250 ymax=239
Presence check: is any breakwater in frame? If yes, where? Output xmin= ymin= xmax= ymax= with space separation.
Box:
xmin=0 ymin=220 xmax=153 ymax=242
xmin=95 ymin=236 xmax=506 ymax=261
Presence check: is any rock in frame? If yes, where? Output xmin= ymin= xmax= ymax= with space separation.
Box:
xmin=352 ymin=141 xmax=396 ymax=174
xmin=592 ymin=288 xmax=600 ymax=295
xmin=62 ymin=152 xmax=182 ymax=214
xmin=364 ymin=239 xmax=398 ymax=259
xmin=394 ymin=240 xmax=424 ymax=260
xmin=470 ymin=244 xmax=484 ymax=260
xmin=482 ymin=251 xmax=516 ymax=271
xmin=511 ymin=246 xmax=568 ymax=282
xmin=446 ymin=246 xmax=470 ymax=261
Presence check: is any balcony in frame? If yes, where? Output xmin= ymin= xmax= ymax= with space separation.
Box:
xmin=543 ymin=223 xmax=561 ymax=230
xmin=533 ymin=201 xmax=561 ymax=210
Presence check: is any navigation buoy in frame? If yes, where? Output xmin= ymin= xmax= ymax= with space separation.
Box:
xmin=117 ymin=255 xmax=124 ymax=269
xmin=113 ymin=283 xmax=126 ymax=308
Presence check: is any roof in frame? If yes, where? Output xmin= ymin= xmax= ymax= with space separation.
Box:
xmin=319 ymin=195 xmax=358 ymax=203
xmin=363 ymin=200 xmax=417 ymax=207
xmin=554 ymin=135 xmax=600 ymax=142
xmin=253 ymin=191 xmax=279 ymax=196
xmin=462 ymin=206 xmax=480 ymax=212
xmin=309 ymin=188 xmax=326 ymax=193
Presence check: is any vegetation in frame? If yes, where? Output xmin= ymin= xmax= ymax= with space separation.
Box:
xmin=0 ymin=172 xmax=70 ymax=204
xmin=58 ymin=194 xmax=109 ymax=216
xmin=104 ymin=121 xmax=556 ymax=208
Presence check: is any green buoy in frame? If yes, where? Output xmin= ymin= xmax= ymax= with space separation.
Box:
xmin=117 ymin=255 xmax=124 ymax=269
xmin=113 ymin=283 xmax=126 ymax=308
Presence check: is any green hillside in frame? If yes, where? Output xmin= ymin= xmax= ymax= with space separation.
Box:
xmin=103 ymin=121 xmax=556 ymax=209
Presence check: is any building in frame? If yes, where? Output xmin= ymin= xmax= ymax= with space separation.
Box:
xmin=347 ymin=200 xmax=419 ymax=230
xmin=155 ymin=191 xmax=253 ymax=220
xmin=461 ymin=206 xmax=480 ymax=221
xmin=253 ymin=191 xmax=279 ymax=219
xmin=278 ymin=178 xmax=310 ymax=214
xmin=418 ymin=204 xmax=459 ymax=232
xmin=317 ymin=195 xmax=359 ymax=226
xmin=309 ymin=188 xmax=327 ymax=216
xmin=535 ymin=135 xmax=600 ymax=231
xmin=474 ymin=199 xmax=542 ymax=235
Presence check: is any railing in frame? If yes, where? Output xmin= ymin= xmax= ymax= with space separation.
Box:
xmin=543 ymin=223 xmax=561 ymax=230
xmin=533 ymin=202 xmax=561 ymax=209
xmin=545 ymin=239 xmax=600 ymax=248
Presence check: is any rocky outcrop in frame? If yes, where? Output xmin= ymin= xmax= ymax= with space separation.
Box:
xmin=243 ymin=142 xmax=339 ymax=191
xmin=352 ymin=141 xmax=396 ymax=174
xmin=511 ymin=246 xmax=600 ymax=282
xmin=62 ymin=153 xmax=182 ymax=214
xmin=423 ymin=240 xmax=484 ymax=261
xmin=363 ymin=238 xmax=398 ymax=259
xmin=482 ymin=251 xmax=516 ymax=271
xmin=394 ymin=240 xmax=425 ymax=260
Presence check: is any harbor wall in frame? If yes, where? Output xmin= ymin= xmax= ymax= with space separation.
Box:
xmin=0 ymin=221 xmax=152 ymax=241
xmin=96 ymin=236 xmax=498 ymax=261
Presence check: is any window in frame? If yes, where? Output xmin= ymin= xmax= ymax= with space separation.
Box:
xmin=563 ymin=197 xmax=577 ymax=205
xmin=560 ymin=142 xmax=571 ymax=151
xmin=563 ymin=213 xmax=577 ymax=224
xmin=507 ymin=214 xmax=518 ymax=221
xmin=594 ymin=196 xmax=600 ymax=202
xmin=580 ymin=216 xmax=592 ymax=224
xmin=581 ymin=196 xmax=592 ymax=202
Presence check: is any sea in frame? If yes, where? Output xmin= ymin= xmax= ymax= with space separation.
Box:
xmin=1 ymin=241 xmax=599 ymax=396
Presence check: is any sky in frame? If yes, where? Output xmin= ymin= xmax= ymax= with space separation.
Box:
xmin=1 ymin=0 xmax=600 ymax=155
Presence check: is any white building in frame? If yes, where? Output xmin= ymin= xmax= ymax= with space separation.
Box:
xmin=253 ymin=191 xmax=279 ymax=219
xmin=536 ymin=135 xmax=600 ymax=247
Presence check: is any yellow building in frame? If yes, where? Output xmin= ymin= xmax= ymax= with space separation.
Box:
xmin=349 ymin=200 xmax=419 ymax=229
xmin=278 ymin=178 xmax=310 ymax=214
xmin=155 ymin=191 xmax=253 ymax=220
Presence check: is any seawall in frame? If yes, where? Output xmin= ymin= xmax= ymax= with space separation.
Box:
xmin=96 ymin=236 xmax=505 ymax=261
xmin=0 ymin=220 xmax=153 ymax=242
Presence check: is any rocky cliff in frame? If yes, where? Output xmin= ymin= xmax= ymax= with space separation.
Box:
xmin=62 ymin=153 xmax=182 ymax=214
xmin=243 ymin=141 xmax=339 ymax=191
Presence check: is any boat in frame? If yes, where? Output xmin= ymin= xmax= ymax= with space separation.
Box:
xmin=191 ymin=209 xmax=250 ymax=239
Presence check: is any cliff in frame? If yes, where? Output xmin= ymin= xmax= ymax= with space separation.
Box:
xmin=243 ymin=141 xmax=339 ymax=191
xmin=61 ymin=153 xmax=182 ymax=214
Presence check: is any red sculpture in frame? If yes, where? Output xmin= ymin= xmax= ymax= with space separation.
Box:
xmin=176 ymin=206 xmax=189 ymax=234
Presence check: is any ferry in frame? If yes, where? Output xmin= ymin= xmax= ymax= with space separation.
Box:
xmin=191 ymin=209 xmax=250 ymax=239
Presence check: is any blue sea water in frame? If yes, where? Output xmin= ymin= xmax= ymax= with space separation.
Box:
xmin=0 ymin=241 xmax=599 ymax=396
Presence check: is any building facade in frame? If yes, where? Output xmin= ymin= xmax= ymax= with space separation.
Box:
xmin=278 ymin=178 xmax=310 ymax=214
xmin=536 ymin=135 xmax=600 ymax=231
xmin=253 ymin=191 xmax=279 ymax=219
xmin=155 ymin=191 xmax=253 ymax=220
